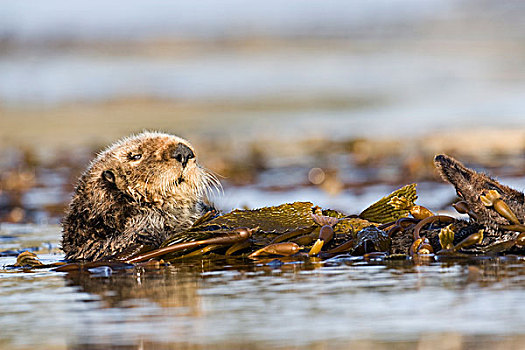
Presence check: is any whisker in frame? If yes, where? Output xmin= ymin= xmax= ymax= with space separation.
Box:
xmin=202 ymin=167 xmax=223 ymax=197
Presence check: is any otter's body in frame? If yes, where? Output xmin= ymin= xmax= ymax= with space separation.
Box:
xmin=61 ymin=132 xmax=218 ymax=261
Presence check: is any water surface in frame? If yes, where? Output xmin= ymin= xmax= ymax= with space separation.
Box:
xmin=2 ymin=182 xmax=525 ymax=349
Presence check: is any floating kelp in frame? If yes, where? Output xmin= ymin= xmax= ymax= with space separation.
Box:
xmin=130 ymin=184 xmax=420 ymax=262
xmin=350 ymin=226 xmax=391 ymax=256
xmin=359 ymin=183 xmax=417 ymax=223
xmin=11 ymin=154 xmax=525 ymax=271
xmin=162 ymin=202 xmax=315 ymax=246
xmin=14 ymin=251 xmax=43 ymax=267
xmin=131 ymin=155 xmax=525 ymax=263
xmin=308 ymin=214 xmax=338 ymax=255
xmin=203 ymin=202 xmax=317 ymax=233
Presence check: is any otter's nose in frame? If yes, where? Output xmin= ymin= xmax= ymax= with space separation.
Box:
xmin=171 ymin=143 xmax=195 ymax=167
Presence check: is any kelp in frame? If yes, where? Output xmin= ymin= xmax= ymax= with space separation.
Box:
xmin=140 ymin=174 xmax=525 ymax=263
xmin=161 ymin=201 xmax=317 ymax=249
xmin=14 ymin=155 xmax=525 ymax=272
xmin=359 ymin=183 xmax=417 ymax=223
xmin=147 ymin=184 xmax=419 ymax=262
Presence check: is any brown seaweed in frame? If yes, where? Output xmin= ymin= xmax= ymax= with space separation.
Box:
xmin=359 ymin=184 xmax=417 ymax=223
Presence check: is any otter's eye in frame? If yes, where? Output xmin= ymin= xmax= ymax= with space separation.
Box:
xmin=128 ymin=153 xmax=142 ymax=161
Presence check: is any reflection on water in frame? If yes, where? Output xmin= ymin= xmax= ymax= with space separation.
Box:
xmin=3 ymin=243 xmax=525 ymax=349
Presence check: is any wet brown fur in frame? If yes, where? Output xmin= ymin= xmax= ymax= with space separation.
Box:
xmin=434 ymin=154 xmax=525 ymax=235
xmin=61 ymin=132 xmax=219 ymax=261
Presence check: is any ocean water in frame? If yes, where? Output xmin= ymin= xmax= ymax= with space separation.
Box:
xmin=2 ymin=2 xmax=525 ymax=348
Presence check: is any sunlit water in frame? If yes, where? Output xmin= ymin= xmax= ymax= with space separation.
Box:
xmin=3 ymin=182 xmax=525 ymax=349
xmin=2 ymin=233 xmax=525 ymax=349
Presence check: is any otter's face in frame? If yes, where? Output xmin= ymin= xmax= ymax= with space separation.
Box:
xmin=95 ymin=132 xmax=218 ymax=205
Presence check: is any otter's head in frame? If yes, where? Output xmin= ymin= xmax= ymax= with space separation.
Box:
xmin=87 ymin=131 xmax=219 ymax=209
xmin=62 ymin=132 xmax=220 ymax=260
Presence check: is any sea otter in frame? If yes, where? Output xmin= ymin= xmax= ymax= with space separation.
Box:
xmin=61 ymin=131 xmax=219 ymax=261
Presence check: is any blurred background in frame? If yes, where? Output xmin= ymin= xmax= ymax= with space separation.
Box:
xmin=2 ymin=0 xmax=525 ymax=223
xmin=4 ymin=3 xmax=525 ymax=349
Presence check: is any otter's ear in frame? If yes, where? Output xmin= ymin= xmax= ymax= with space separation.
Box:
xmin=102 ymin=170 xmax=116 ymax=184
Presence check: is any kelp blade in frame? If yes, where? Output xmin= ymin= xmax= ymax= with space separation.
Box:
xmin=359 ymin=184 xmax=417 ymax=223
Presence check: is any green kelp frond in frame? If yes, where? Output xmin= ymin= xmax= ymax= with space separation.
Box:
xmin=359 ymin=184 xmax=417 ymax=223
xmin=196 ymin=202 xmax=316 ymax=233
